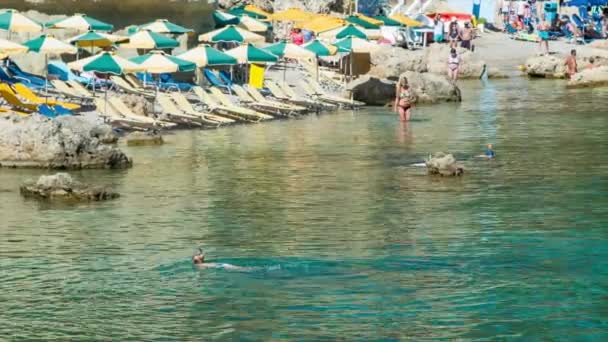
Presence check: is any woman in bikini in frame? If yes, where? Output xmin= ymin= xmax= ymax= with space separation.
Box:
xmin=394 ymin=77 xmax=415 ymax=122
xmin=447 ymin=48 xmax=460 ymax=82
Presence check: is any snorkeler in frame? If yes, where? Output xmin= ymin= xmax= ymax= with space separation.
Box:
xmin=192 ymin=249 xmax=251 ymax=271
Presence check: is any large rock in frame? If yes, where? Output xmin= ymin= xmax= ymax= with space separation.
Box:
xmin=20 ymin=173 xmax=119 ymax=202
xmin=425 ymin=152 xmax=464 ymax=176
xmin=0 ymin=115 xmax=132 ymax=169
xmin=400 ymin=71 xmax=462 ymax=103
xmin=370 ymin=45 xmax=490 ymax=80
xmin=347 ymin=76 xmax=396 ymax=106
xmin=525 ymin=54 xmax=567 ymax=78
xmin=567 ymin=66 xmax=608 ymax=88
xmin=126 ymin=131 xmax=164 ymax=146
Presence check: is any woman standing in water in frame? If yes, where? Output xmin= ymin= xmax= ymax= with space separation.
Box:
xmin=447 ymin=48 xmax=460 ymax=82
xmin=394 ymin=77 xmax=415 ymax=122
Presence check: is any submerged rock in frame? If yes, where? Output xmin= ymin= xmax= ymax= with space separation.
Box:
xmin=400 ymin=71 xmax=462 ymax=103
xmin=567 ymin=66 xmax=608 ymax=88
xmin=425 ymin=152 xmax=464 ymax=176
xmin=20 ymin=173 xmax=120 ymax=202
xmin=0 ymin=115 xmax=132 ymax=169
xmin=125 ymin=131 xmax=164 ymax=146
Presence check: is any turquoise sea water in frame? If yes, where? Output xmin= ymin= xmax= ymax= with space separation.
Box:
xmin=1 ymin=78 xmax=608 ymax=340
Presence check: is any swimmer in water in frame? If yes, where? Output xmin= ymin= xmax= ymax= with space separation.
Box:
xmin=192 ymin=249 xmax=251 ymax=271
xmin=485 ymin=144 xmax=495 ymax=158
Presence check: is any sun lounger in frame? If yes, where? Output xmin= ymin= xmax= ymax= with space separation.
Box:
xmin=0 ymin=106 xmax=29 ymax=116
xmin=12 ymin=83 xmax=81 ymax=110
xmin=204 ymin=69 xmax=231 ymax=93
xmin=265 ymin=81 xmax=321 ymax=109
xmin=306 ymin=79 xmax=365 ymax=107
xmin=0 ymin=67 xmax=43 ymax=89
xmin=94 ymin=98 xmax=152 ymax=130
xmin=48 ymin=61 xmax=91 ymax=84
xmin=110 ymin=76 xmax=155 ymax=98
xmin=6 ymin=62 xmax=47 ymax=88
xmin=243 ymin=84 xmax=307 ymax=113
xmin=169 ymin=92 xmax=235 ymax=125
xmin=192 ymin=86 xmax=261 ymax=122
xmin=108 ymin=96 xmax=173 ymax=128
xmin=208 ymin=87 xmax=273 ymax=121
xmin=230 ymin=84 xmax=292 ymax=115
xmin=156 ymin=93 xmax=205 ymax=126
xmin=66 ymin=80 xmax=95 ymax=98
xmin=0 ymin=83 xmax=41 ymax=112
xmin=50 ymin=80 xmax=91 ymax=102
xmin=275 ymin=81 xmax=336 ymax=109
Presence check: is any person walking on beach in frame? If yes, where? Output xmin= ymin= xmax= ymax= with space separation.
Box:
xmin=564 ymin=49 xmax=577 ymax=78
xmin=447 ymin=48 xmax=460 ymax=82
xmin=394 ymin=77 xmax=415 ymax=122
xmin=448 ymin=17 xmax=460 ymax=49
xmin=538 ymin=20 xmax=550 ymax=55
xmin=460 ymin=22 xmax=474 ymax=50
xmin=434 ymin=17 xmax=444 ymax=43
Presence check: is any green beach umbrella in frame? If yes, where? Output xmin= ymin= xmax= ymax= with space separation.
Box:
xmin=332 ymin=36 xmax=379 ymax=53
xmin=225 ymin=43 xmax=278 ymax=64
xmin=303 ymin=39 xmax=339 ymax=56
xmin=345 ymin=16 xmax=380 ymax=29
xmin=68 ymin=30 xmax=129 ymax=48
xmin=130 ymin=50 xmax=196 ymax=73
xmin=177 ymin=44 xmax=237 ymax=67
xmin=227 ymin=5 xmax=267 ymax=19
xmin=46 ymin=13 xmax=113 ymax=32
xmin=69 ymin=51 xmax=143 ymax=75
xmin=24 ymin=34 xmax=78 ymax=54
xmin=264 ymin=41 xmax=315 ymax=60
xmin=374 ymin=16 xmax=403 ymax=27
xmin=118 ymin=30 xmax=179 ymax=49
xmin=137 ymin=19 xmax=193 ymax=35
xmin=319 ymin=24 xmax=368 ymax=40
xmin=198 ymin=25 xmax=265 ymax=44
xmin=213 ymin=11 xmax=240 ymax=28
xmin=0 ymin=9 xmax=42 ymax=34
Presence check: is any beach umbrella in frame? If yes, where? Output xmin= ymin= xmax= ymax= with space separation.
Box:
xmin=198 ymin=25 xmax=265 ymax=44
xmin=177 ymin=44 xmax=237 ymax=68
xmin=243 ymin=5 xmax=271 ymax=18
xmin=225 ymin=43 xmax=279 ymax=64
xmin=303 ymin=39 xmax=339 ymax=56
xmin=24 ymin=34 xmax=78 ymax=94
xmin=129 ymin=50 xmax=196 ymax=73
xmin=238 ymin=16 xmax=270 ymax=33
xmin=374 ymin=16 xmax=403 ymax=27
xmin=345 ymin=16 xmax=380 ymax=29
xmin=137 ymin=19 xmax=193 ymax=35
xmin=389 ymin=14 xmax=424 ymax=27
xmin=0 ymin=38 xmax=28 ymax=59
xmin=0 ymin=9 xmax=42 ymax=38
xmin=46 ymin=13 xmax=113 ymax=32
xmin=68 ymin=51 xmax=144 ymax=115
xmin=269 ymin=8 xmax=315 ymax=22
xmin=212 ymin=11 xmax=240 ymax=28
xmin=353 ymin=14 xmax=384 ymax=26
xmin=264 ymin=41 xmax=315 ymax=60
xmin=118 ymin=30 xmax=179 ymax=50
xmin=68 ymin=30 xmax=129 ymax=58
xmin=319 ymin=24 xmax=368 ymax=40
xmin=227 ymin=6 xmax=267 ymax=20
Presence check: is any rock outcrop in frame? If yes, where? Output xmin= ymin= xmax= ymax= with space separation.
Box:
xmin=567 ymin=66 xmax=608 ymax=88
xmin=401 ymin=71 xmax=462 ymax=103
xmin=370 ymin=45 xmax=490 ymax=80
xmin=0 ymin=114 xmax=132 ymax=169
xmin=347 ymin=76 xmax=396 ymax=106
xmin=425 ymin=153 xmax=464 ymax=176
xmin=125 ymin=131 xmax=164 ymax=146
xmin=525 ymin=54 xmax=567 ymax=78
xmin=20 ymin=173 xmax=119 ymax=202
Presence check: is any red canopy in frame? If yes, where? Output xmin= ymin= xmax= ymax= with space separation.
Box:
xmin=427 ymin=12 xmax=473 ymax=22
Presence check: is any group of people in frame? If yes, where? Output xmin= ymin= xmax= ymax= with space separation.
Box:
xmin=288 ymin=28 xmax=315 ymax=46
xmin=434 ymin=17 xmax=476 ymax=51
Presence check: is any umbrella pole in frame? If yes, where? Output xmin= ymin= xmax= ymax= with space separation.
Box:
xmin=316 ymin=56 xmax=319 ymax=83
xmin=283 ymin=58 xmax=286 ymax=83
xmin=45 ymin=54 xmax=49 ymax=104
xmin=104 ymin=74 xmax=108 ymax=117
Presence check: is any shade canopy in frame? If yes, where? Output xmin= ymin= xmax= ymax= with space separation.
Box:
xmin=212 ymin=11 xmax=240 ymax=27
xmin=227 ymin=5 xmax=268 ymax=19
xmin=264 ymin=41 xmax=315 ymax=60
xmin=46 ymin=14 xmax=113 ymax=31
xmin=23 ymin=34 xmax=77 ymax=54
xmin=0 ymin=9 xmax=42 ymax=33
xmin=333 ymin=36 xmax=379 ymax=53
xmin=269 ymin=8 xmax=314 ymax=22
xmin=238 ymin=15 xmax=270 ymax=32
xmin=374 ymin=16 xmax=403 ymax=27
xmin=137 ymin=19 xmax=193 ymax=34
xmin=178 ymin=44 xmax=237 ymax=67
xmin=118 ymin=30 xmax=179 ymax=49
xmin=225 ymin=43 xmax=279 ymax=64
xmin=319 ymin=24 xmax=368 ymax=40
xmin=345 ymin=16 xmax=380 ymax=29
xmin=130 ymin=50 xmax=196 ymax=73
xmin=0 ymin=38 xmax=28 ymax=58
xmin=69 ymin=51 xmax=144 ymax=75
xmin=389 ymin=14 xmax=424 ymax=27
xmin=297 ymin=16 xmax=345 ymax=33
xmin=303 ymin=39 xmax=338 ymax=56
xmin=198 ymin=25 xmax=265 ymax=44
xmin=354 ymin=14 xmax=384 ymax=26
xmin=68 ymin=30 xmax=129 ymax=48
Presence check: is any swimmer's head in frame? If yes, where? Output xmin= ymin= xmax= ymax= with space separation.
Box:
xmin=487 ymin=144 xmax=493 ymax=149
xmin=192 ymin=249 xmax=205 ymax=265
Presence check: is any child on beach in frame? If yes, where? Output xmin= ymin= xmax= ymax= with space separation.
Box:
xmin=447 ymin=48 xmax=460 ymax=82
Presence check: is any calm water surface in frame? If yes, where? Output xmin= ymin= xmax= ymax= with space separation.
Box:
xmin=2 ymin=78 xmax=608 ymax=340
